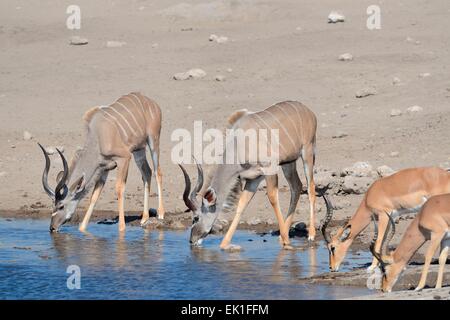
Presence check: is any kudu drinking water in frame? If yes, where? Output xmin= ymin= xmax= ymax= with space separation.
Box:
xmin=179 ymin=101 xmax=319 ymax=250
xmin=39 ymin=92 xmax=165 ymax=232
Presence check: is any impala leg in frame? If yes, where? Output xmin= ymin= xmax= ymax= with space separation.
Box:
xmin=301 ymin=143 xmax=316 ymax=241
xmin=416 ymin=233 xmax=444 ymax=291
xmin=115 ymin=157 xmax=131 ymax=233
xmin=220 ymin=178 xmax=261 ymax=251
xmin=149 ymin=139 xmax=165 ymax=219
xmin=436 ymin=244 xmax=449 ymax=289
xmin=281 ymin=161 xmax=302 ymax=231
xmin=133 ymin=149 xmax=152 ymax=226
xmin=266 ymin=175 xmax=292 ymax=249
xmin=79 ymin=172 xmax=108 ymax=232
xmin=367 ymin=212 xmax=389 ymax=273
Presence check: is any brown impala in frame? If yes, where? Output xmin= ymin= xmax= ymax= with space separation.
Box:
xmin=39 ymin=92 xmax=165 ymax=232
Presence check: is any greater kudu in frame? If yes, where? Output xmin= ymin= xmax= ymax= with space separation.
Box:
xmin=179 ymin=101 xmax=318 ymax=250
xmin=39 ymin=92 xmax=165 ymax=232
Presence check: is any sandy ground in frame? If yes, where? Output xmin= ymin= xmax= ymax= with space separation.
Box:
xmin=1 ymin=0 xmax=450 ymax=299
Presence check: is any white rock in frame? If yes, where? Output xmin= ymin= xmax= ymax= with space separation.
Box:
xmin=342 ymin=176 xmax=372 ymax=194
xmin=106 ymin=41 xmax=126 ymax=48
xmin=209 ymin=34 xmax=219 ymax=41
xmin=419 ymin=72 xmax=431 ymax=78
xmin=338 ymin=53 xmax=353 ymax=61
xmin=226 ymin=68 xmax=233 ymax=73
xmin=173 ymin=68 xmax=207 ymax=80
xmin=70 ymin=36 xmax=88 ymax=45
xmin=407 ymin=105 xmax=423 ymax=113
xmin=390 ymin=151 xmax=400 ymax=157
xmin=328 ymin=11 xmax=345 ymax=23
xmin=342 ymin=162 xmax=373 ymax=177
xmin=392 ymin=77 xmax=401 ymax=85
xmin=356 ymin=87 xmax=377 ymax=98
xmin=390 ymin=109 xmax=402 ymax=117
xmin=209 ymin=34 xmax=228 ymax=43
xmin=377 ymin=165 xmax=395 ymax=177
xmin=151 ymin=43 xmax=159 ymax=48
xmin=215 ymin=75 xmax=226 ymax=81
xmin=23 ymin=131 xmax=33 ymax=141
xmin=45 ymin=146 xmax=64 ymax=155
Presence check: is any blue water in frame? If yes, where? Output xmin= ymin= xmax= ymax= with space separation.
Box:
xmin=0 ymin=218 xmax=373 ymax=299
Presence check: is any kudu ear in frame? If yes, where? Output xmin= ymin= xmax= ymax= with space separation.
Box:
xmin=202 ymin=187 xmax=217 ymax=207
xmin=339 ymin=225 xmax=351 ymax=242
xmin=70 ymin=174 xmax=86 ymax=194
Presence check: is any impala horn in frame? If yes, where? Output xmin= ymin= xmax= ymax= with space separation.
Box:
xmin=318 ymin=185 xmax=333 ymax=244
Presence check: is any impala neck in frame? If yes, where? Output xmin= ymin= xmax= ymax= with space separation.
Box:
xmin=346 ymin=198 xmax=373 ymax=239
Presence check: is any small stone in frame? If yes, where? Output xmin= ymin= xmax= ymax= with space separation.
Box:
xmin=106 ymin=41 xmax=126 ymax=48
xmin=226 ymin=68 xmax=233 ymax=73
xmin=332 ymin=131 xmax=348 ymax=139
xmin=356 ymin=87 xmax=377 ymax=98
xmin=151 ymin=43 xmax=159 ymax=48
xmin=390 ymin=109 xmax=402 ymax=117
xmin=209 ymin=34 xmax=228 ymax=43
xmin=377 ymin=165 xmax=395 ymax=177
xmin=187 ymin=105 xmax=193 ymax=110
xmin=392 ymin=77 xmax=401 ymax=85
xmin=215 ymin=75 xmax=226 ymax=82
xmin=328 ymin=11 xmax=345 ymax=23
xmin=23 ymin=131 xmax=33 ymax=141
xmin=209 ymin=34 xmax=218 ymax=41
xmin=173 ymin=68 xmax=207 ymax=80
xmin=342 ymin=176 xmax=372 ymax=194
xmin=338 ymin=53 xmax=353 ymax=61
xmin=173 ymin=72 xmax=190 ymax=81
xmin=419 ymin=72 xmax=431 ymax=78
xmin=11 ymin=144 xmax=16 ymax=149
xmin=341 ymin=162 xmax=373 ymax=178
xmin=45 ymin=146 xmax=64 ymax=155
xmin=390 ymin=151 xmax=400 ymax=157
xmin=70 ymin=36 xmax=88 ymax=45
xmin=407 ymin=105 xmax=423 ymax=113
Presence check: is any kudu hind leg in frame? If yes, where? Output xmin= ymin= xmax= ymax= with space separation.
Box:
xmin=79 ymin=172 xmax=108 ymax=232
xmin=266 ymin=175 xmax=292 ymax=249
xmin=281 ymin=161 xmax=302 ymax=231
xmin=148 ymin=138 xmax=165 ymax=219
xmin=133 ymin=149 xmax=152 ymax=226
xmin=301 ymin=143 xmax=317 ymax=241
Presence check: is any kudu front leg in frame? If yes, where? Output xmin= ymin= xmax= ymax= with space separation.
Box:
xmin=115 ymin=157 xmax=131 ymax=232
xmin=266 ymin=175 xmax=293 ymax=250
xmin=149 ymin=140 xmax=165 ymax=219
xmin=79 ymin=173 xmax=108 ymax=232
xmin=133 ymin=149 xmax=152 ymax=226
xmin=302 ymin=143 xmax=316 ymax=242
xmin=281 ymin=161 xmax=302 ymax=231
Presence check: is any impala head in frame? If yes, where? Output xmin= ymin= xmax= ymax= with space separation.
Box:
xmin=321 ymin=196 xmax=353 ymax=272
xmin=370 ymin=213 xmax=397 ymax=292
xmin=38 ymin=143 xmax=86 ymax=232
xmin=179 ymin=162 xmax=218 ymax=246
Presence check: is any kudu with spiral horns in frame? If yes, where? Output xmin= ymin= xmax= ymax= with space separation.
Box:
xmin=38 ymin=92 xmax=165 ymax=232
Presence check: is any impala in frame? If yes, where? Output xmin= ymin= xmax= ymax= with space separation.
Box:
xmin=321 ymin=167 xmax=450 ymax=272
xmin=179 ymin=100 xmax=319 ymax=250
xmin=39 ymin=92 xmax=165 ymax=232
xmin=371 ymin=194 xmax=449 ymax=292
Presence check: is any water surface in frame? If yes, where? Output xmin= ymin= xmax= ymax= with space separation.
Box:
xmin=0 ymin=218 xmax=373 ymax=299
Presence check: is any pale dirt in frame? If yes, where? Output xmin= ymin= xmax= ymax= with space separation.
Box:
xmin=1 ymin=0 xmax=450 ymax=299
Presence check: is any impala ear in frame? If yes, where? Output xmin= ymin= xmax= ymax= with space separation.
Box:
xmin=339 ymin=225 xmax=351 ymax=242
xmin=202 ymin=187 xmax=217 ymax=207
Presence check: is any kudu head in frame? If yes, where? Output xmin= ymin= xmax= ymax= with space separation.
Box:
xmin=38 ymin=143 xmax=87 ymax=232
xmin=320 ymin=194 xmax=354 ymax=271
xmin=370 ymin=213 xmax=397 ymax=292
xmin=178 ymin=162 xmax=218 ymax=246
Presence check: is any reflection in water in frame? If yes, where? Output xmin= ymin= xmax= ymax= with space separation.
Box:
xmin=0 ymin=219 xmax=373 ymax=299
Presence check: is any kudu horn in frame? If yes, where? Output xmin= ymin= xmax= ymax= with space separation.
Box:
xmin=179 ymin=161 xmax=204 ymax=212
xmin=38 ymin=143 xmax=68 ymax=201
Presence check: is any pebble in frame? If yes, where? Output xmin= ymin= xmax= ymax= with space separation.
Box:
xmin=390 ymin=151 xmax=400 ymax=157
xmin=377 ymin=165 xmax=395 ymax=177
xmin=106 ymin=41 xmax=126 ymax=48
xmin=355 ymin=87 xmax=377 ymax=98
xmin=338 ymin=53 xmax=353 ymax=61
xmin=215 ymin=75 xmax=226 ymax=82
xmin=70 ymin=36 xmax=88 ymax=45
xmin=173 ymin=68 xmax=207 ymax=80
xmin=328 ymin=11 xmax=345 ymax=23
xmin=209 ymin=34 xmax=228 ymax=43
xmin=332 ymin=131 xmax=348 ymax=139
xmin=419 ymin=72 xmax=431 ymax=78
xmin=341 ymin=161 xmax=373 ymax=178
xmin=45 ymin=146 xmax=65 ymax=155
xmin=23 ymin=131 xmax=33 ymax=141
xmin=407 ymin=105 xmax=423 ymax=113
xmin=390 ymin=109 xmax=402 ymax=117
xmin=392 ymin=77 xmax=401 ymax=85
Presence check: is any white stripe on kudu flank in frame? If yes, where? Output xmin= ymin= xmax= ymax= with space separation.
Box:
xmin=123 ymin=95 xmax=145 ymax=119
xmin=131 ymin=93 xmax=154 ymax=120
xmin=101 ymin=108 xmax=129 ymax=140
xmin=253 ymin=112 xmax=287 ymax=154
xmin=109 ymin=105 xmax=138 ymax=136
xmin=264 ymin=109 xmax=297 ymax=151
xmin=115 ymin=101 xmax=144 ymax=135
xmin=277 ymin=103 xmax=301 ymax=144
